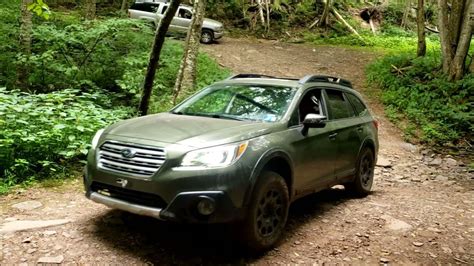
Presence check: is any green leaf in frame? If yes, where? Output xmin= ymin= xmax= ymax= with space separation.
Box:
xmin=54 ymin=124 xmax=66 ymax=130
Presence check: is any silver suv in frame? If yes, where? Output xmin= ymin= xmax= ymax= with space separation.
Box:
xmin=128 ymin=0 xmax=224 ymax=44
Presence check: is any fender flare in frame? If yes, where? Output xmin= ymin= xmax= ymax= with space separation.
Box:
xmin=242 ymin=149 xmax=294 ymax=206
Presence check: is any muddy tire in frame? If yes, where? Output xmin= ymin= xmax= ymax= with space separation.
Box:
xmin=240 ymin=171 xmax=289 ymax=252
xmin=345 ymin=148 xmax=375 ymax=197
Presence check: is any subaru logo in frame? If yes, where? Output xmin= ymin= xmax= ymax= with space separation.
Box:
xmin=121 ymin=148 xmax=136 ymax=158
xmin=116 ymin=178 xmax=128 ymax=188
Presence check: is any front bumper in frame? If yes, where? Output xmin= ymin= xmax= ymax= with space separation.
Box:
xmin=214 ymin=30 xmax=224 ymax=40
xmin=84 ymin=169 xmax=246 ymax=223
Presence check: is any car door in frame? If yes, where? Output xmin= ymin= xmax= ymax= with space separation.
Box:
xmin=323 ymin=88 xmax=364 ymax=179
xmin=172 ymin=7 xmax=193 ymax=32
xmin=290 ymin=88 xmax=338 ymax=195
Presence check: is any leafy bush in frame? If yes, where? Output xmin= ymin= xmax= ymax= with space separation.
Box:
xmin=117 ymin=40 xmax=231 ymax=113
xmin=366 ymin=52 xmax=473 ymax=145
xmin=25 ymin=18 xmax=153 ymax=92
xmin=303 ymin=31 xmax=440 ymax=52
xmin=0 ymin=88 xmax=133 ymax=191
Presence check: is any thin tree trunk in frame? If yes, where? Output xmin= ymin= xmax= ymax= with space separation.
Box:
xmin=369 ymin=18 xmax=377 ymax=35
xmin=331 ymin=8 xmax=362 ymax=39
xmin=449 ymin=0 xmax=473 ymax=80
xmin=401 ymin=0 xmax=412 ymax=28
xmin=438 ymin=0 xmax=452 ymax=73
xmin=17 ymin=0 xmax=33 ymax=91
xmin=120 ymin=0 xmax=128 ymax=13
xmin=172 ymin=0 xmax=206 ymax=105
xmin=138 ymin=0 xmax=181 ymax=116
xmin=257 ymin=0 xmax=265 ymax=27
xmin=317 ymin=0 xmax=331 ymax=27
xmin=265 ymin=0 xmax=270 ymax=33
xmin=416 ymin=0 xmax=426 ymax=57
xmin=84 ymin=0 xmax=96 ymax=20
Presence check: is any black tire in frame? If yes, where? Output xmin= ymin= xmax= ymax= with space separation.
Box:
xmin=239 ymin=171 xmax=289 ymax=252
xmin=200 ymin=29 xmax=214 ymax=44
xmin=345 ymin=148 xmax=375 ymax=197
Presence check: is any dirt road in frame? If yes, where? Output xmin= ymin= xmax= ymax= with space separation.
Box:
xmin=1 ymin=38 xmax=473 ymax=265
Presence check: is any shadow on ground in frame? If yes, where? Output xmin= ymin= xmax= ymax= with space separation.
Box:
xmin=90 ymin=187 xmax=365 ymax=264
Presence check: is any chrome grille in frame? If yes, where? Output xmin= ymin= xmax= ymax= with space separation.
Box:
xmin=98 ymin=141 xmax=165 ymax=177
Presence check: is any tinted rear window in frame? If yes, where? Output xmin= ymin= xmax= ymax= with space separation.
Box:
xmin=346 ymin=93 xmax=368 ymax=117
xmin=325 ymin=89 xmax=356 ymax=120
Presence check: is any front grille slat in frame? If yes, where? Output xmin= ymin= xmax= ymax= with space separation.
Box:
xmin=91 ymin=182 xmax=167 ymax=209
xmin=102 ymin=143 xmax=165 ymax=156
xmin=98 ymin=141 xmax=166 ymax=177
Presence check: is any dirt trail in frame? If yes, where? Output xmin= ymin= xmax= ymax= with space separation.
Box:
xmin=1 ymin=38 xmax=473 ymax=265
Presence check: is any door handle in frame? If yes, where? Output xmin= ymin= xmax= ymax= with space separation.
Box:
xmin=329 ymin=133 xmax=338 ymax=140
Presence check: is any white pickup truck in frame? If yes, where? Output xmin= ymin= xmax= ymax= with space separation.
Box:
xmin=128 ymin=0 xmax=224 ymax=44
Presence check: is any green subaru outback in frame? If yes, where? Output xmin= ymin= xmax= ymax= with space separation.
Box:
xmin=84 ymin=74 xmax=378 ymax=251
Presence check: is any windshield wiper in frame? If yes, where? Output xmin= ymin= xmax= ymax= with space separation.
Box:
xmin=172 ymin=111 xmax=245 ymax=121
xmin=211 ymin=114 xmax=244 ymax=121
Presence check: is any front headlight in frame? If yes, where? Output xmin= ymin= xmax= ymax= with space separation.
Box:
xmin=91 ymin=129 xmax=105 ymax=149
xmin=177 ymin=142 xmax=248 ymax=170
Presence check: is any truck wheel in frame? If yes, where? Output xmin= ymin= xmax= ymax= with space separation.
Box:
xmin=345 ymin=147 xmax=374 ymax=197
xmin=240 ymin=171 xmax=289 ymax=252
xmin=200 ymin=29 xmax=214 ymax=44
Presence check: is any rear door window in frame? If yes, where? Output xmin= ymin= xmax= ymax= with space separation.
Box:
xmin=325 ymin=89 xmax=356 ymax=120
xmin=346 ymin=93 xmax=368 ymax=117
xmin=130 ymin=3 xmax=159 ymax=12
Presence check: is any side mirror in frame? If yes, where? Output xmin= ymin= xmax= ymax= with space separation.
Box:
xmin=303 ymin=113 xmax=327 ymax=128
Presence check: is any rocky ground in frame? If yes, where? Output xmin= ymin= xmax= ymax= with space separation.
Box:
xmin=1 ymin=38 xmax=473 ymax=265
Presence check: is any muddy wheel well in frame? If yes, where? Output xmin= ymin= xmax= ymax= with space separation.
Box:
xmin=262 ymin=157 xmax=292 ymax=196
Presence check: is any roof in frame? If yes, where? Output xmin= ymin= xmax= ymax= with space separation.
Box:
xmin=217 ymin=74 xmax=354 ymax=90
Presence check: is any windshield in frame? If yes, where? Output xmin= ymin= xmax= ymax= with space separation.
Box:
xmin=172 ymin=84 xmax=297 ymax=122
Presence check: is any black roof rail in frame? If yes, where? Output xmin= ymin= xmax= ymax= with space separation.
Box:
xmin=227 ymin=74 xmax=277 ymax=80
xmin=299 ymin=75 xmax=353 ymax=88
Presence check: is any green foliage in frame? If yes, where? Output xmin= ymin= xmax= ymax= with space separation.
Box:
xmin=26 ymin=18 xmax=153 ymax=92
xmin=366 ymin=52 xmax=473 ymax=145
xmin=304 ymin=31 xmax=440 ymax=52
xmin=0 ymin=1 xmax=20 ymax=89
xmin=28 ymin=0 xmax=51 ymax=19
xmin=117 ymin=40 xmax=231 ymax=114
xmin=0 ymin=88 xmax=133 ymax=190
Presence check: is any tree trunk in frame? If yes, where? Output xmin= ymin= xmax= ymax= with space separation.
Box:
xmin=120 ymin=0 xmax=129 ymax=13
xmin=416 ymin=0 xmax=426 ymax=57
xmin=84 ymin=0 xmax=96 ymax=20
xmin=138 ymin=0 xmax=181 ymax=116
xmin=401 ymin=0 xmax=412 ymax=28
xmin=172 ymin=0 xmax=206 ymax=105
xmin=17 ymin=0 xmax=33 ymax=91
xmin=331 ymin=8 xmax=362 ymax=39
xmin=449 ymin=0 xmax=473 ymax=80
xmin=438 ymin=0 xmax=473 ymax=81
xmin=317 ymin=0 xmax=331 ymax=27
xmin=265 ymin=0 xmax=270 ymax=33
xmin=257 ymin=0 xmax=265 ymax=27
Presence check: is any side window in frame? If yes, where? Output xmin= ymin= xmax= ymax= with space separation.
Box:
xmin=178 ymin=8 xmax=193 ymax=19
xmin=298 ymin=89 xmax=324 ymax=122
xmin=130 ymin=3 xmax=145 ymax=11
xmin=161 ymin=5 xmax=168 ymax=14
xmin=149 ymin=3 xmax=160 ymax=13
xmin=325 ymin=89 xmax=355 ymax=120
xmin=346 ymin=93 xmax=368 ymax=117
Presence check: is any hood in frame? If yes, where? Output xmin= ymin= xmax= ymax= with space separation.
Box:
xmin=105 ymin=113 xmax=278 ymax=148
xmin=203 ymin=18 xmax=223 ymax=28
